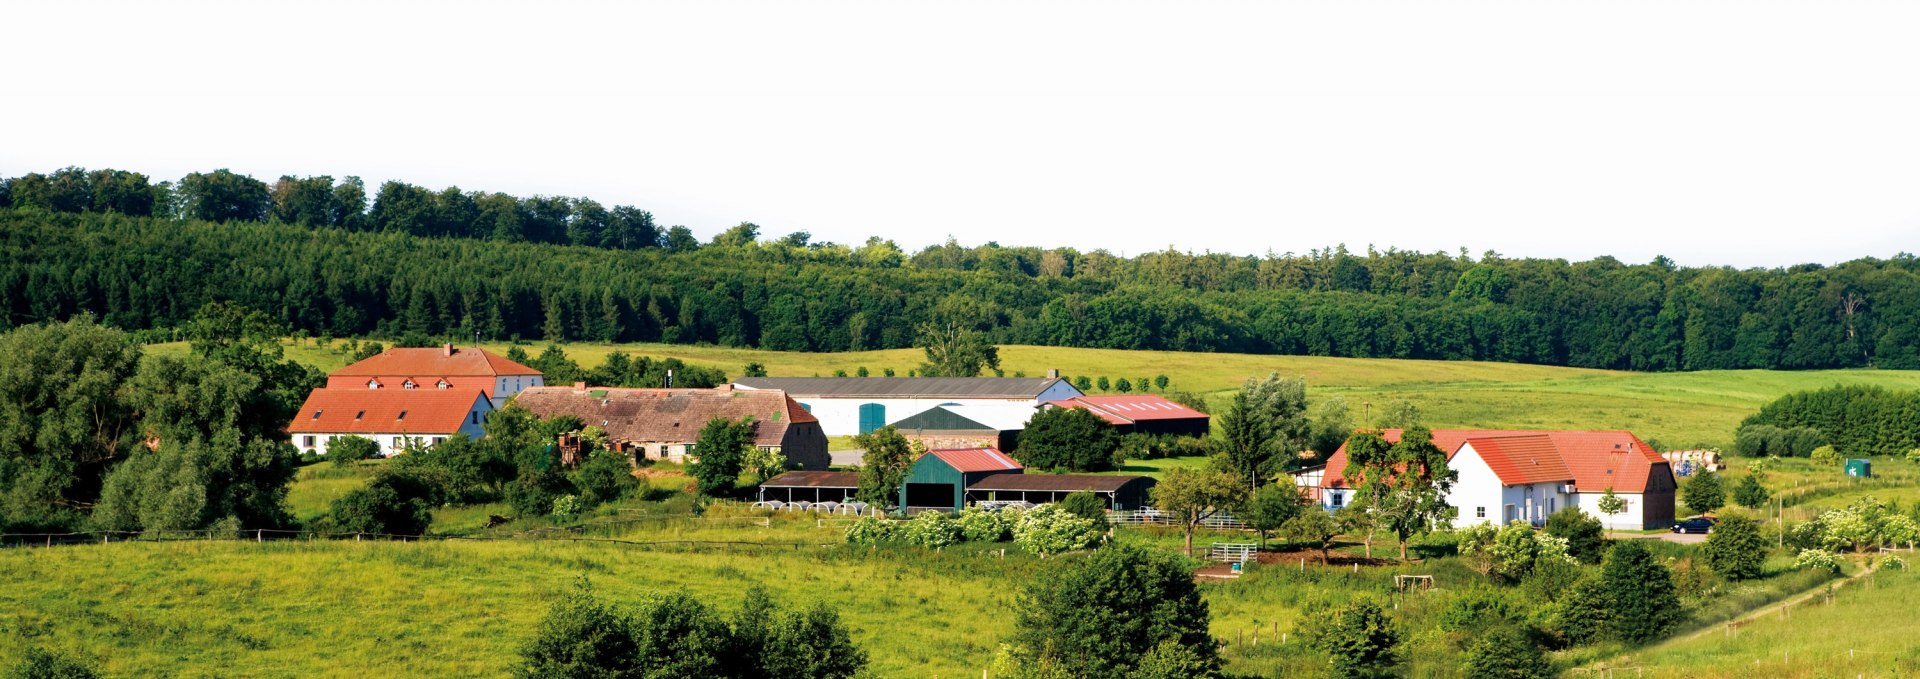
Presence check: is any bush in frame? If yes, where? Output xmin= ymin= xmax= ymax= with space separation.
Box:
xmin=1013 ymin=504 xmax=1101 ymax=555
xmin=1682 ymin=469 xmax=1725 ymax=515
xmin=1703 ymin=514 xmax=1766 ymax=580
xmin=508 ymin=465 xmax=576 ymax=519
xmin=1544 ymin=507 xmax=1605 ymax=563
xmin=327 ymin=475 xmax=432 ymax=536
xmin=842 ymin=515 xmax=894 ymax=546
xmin=571 ymin=450 xmax=638 ymax=507
xmin=1012 ymin=544 xmax=1219 ymax=677
xmin=1811 ymin=444 xmax=1843 ymax=466
xmin=1601 ymin=541 xmax=1681 ymax=644
xmin=1435 ymin=592 xmax=1513 ymax=634
xmin=1794 ymin=548 xmax=1841 ymax=573
xmin=959 ymin=505 xmax=1013 ymax=542
xmin=1015 ymin=407 xmax=1121 ymax=472
xmin=1313 ymin=599 xmax=1401 ymax=679
xmin=515 ymin=579 xmax=642 ymax=678
xmin=899 ymin=510 xmax=961 ymax=549
xmin=5 ymin=647 xmax=100 ymax=679
xmin=551 ymin=494 xmax=582 ymax=522
xmin=329 ymin=435 xmax=380 ymax=466
xmin=1058 ymin=491 xmax=1111 ymax=533
xmin=1463 ymin=627 xmax=1552 ymax=679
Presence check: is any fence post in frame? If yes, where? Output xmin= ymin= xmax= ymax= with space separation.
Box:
xmin=256 ymin=529 xmax=263 ymax=543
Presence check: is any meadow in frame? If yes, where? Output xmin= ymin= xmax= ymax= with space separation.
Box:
xmin=148 ymin=339 xmax=1920 ymax=448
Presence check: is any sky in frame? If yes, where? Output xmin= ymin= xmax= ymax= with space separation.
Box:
xmin=6 ymin=0 xmax=1919 ymax=268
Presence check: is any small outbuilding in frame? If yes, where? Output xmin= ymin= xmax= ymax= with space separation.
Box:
xmin=900 ymin=448 xmax=1025 ymax=512
xmin=897 ymin=447 xmax=1157 ymax=512
xmin=964 ymin=473 xmax=1156 ymax=510
xmin=757 ymin=471 xmax=861 ymax=504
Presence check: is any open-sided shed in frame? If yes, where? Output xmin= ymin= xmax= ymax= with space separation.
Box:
xmin=964 ymin=473 xmax=1156 ymax=510
xmin=757 ymin=471 xmax=860 ymax=503
xmin=899 ymin=448 xmax=1024 ymax=512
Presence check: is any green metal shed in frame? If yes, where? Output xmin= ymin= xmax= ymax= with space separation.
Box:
xmin=899 ymin=448 xmax=1025 ymax=512
xmin=1845 ymin=458 xmax=1872 ymax=478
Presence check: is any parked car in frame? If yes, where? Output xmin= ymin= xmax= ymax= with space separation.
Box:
xmin=1671 ymin=517 xmax=1717 ymax=534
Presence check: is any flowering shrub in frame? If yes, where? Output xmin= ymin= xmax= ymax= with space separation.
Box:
xmin=550 ymin=494 xmax=581 ymax=522
xmin=1012 ymin=504 xmax=1099 ymax=555
xmin=1793 ymin=548 xmax=1840 ymax=574
xmin=958 ymin=505 xmax=1013 ymax=542
xmin=899 ymin=510 xmax=961 ymax=549
xmin=843 ymin=516 xmax=895 ymax=546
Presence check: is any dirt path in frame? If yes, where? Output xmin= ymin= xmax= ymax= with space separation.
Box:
xmin=1580 ymin=560 xmax=1878 ymax=670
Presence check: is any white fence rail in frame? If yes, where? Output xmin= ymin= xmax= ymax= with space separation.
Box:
xmin=1107 ymin=509 xmax=1248 ymax=530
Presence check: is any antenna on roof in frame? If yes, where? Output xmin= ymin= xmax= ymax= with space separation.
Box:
xmin=473 ymin=331 xmax=480 ymax=348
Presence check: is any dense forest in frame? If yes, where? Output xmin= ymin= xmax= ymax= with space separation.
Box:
xmin=4 ymin=166 xmax=1920 ymax=371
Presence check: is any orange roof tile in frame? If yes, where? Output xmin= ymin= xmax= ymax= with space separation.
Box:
xmin=330 ymin=346 xmax=541 ymax=378
xmin=1321 ymin=429 xmax=1669 ymax=493
xmin=1463 ymin=434 xmax=1574 ymax=486
xmin=288 ymin=388 xmax=491 ymax=435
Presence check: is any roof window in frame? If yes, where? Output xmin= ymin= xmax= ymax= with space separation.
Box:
xmin=354 ymin=410 xmax=365 ymax=420
xmin=311 ymin=410 xmax=322 ymax=420
xmin=397 ymin=411 xmax=408 ymax=421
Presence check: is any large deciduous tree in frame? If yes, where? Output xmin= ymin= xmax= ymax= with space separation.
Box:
xmin=1216 ymin=373 xmax=1310 ymax=489
xmin=1151 ymin=461 xmax=1248 ymax=556
xmin=915 ymin=296 xmax=1001 ymax=377
xmin=0 ymin=317 xmax=142 ymax=532
xmin=1010 ymin=544 xmax=1219 ymax=678
xmin=1344 ymin=426 xmax=1457 ymax=561
xmin=688 ymin=417 xmax=756 ymax=496
xmin=1014 ymin=406 xmax=1119 ymax=472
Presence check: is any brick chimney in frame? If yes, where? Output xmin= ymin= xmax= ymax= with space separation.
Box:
xmin=442 ymin=343 xmax=455 ymax=356
xmin=573 ymin=381 xmax=587 ymax=389
xmin=1046 ymin=368 xmax=1060 ymax=379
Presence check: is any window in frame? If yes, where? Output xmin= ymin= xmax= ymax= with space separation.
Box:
xmin=471 ymin=412 xmax=481 ymax=425
xmin=311 ymin=410 xmax=322 ymax=420
xmin=396 ymin=411 xmax=407 ymax=421
xmin=858 ymin=403 xmax=886 ymax=434
xmin=1475 ymin=506 xmax=1486 ymax=519
xmin=302 ymin=435 xmax=315 ymax=447
xmin=437 ymin=380 xmax=450 ymax=390
xmin=367 ymin=379 xmax=379 ymax=389
xmin=354 ymin=410 xmax=365 ymax=420
xmin=403 ymin=380 xmax=416 ymax=389
xmin=1330 ymin=492 xmax=1345 ymax=508
xmin=433 ymin=437 xmax=445 ymax=445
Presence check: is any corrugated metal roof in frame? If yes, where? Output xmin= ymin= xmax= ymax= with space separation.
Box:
xmin=965 ymin=472 xmax=1153 ymax=493
xmin=760 ymin=471 xmax=860 ymax=488
xmin=889 ymin=405 xmax=1035 ymax=432
xmin=927 ymin=447 xmax=1024 ymax=473
xmin=734 ymin=377 xmax=1068 ymax=399
xmin=1046 ymin=395 xmax=1210 ymax=424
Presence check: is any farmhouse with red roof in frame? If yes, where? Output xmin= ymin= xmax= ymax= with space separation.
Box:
xmin=1308 ymin=428 xmax=1677 ymax=530
xmin=287 ymin=388 xmax=493 ymax=458
xmin=329 ymin=344 xmax=544 ymax=407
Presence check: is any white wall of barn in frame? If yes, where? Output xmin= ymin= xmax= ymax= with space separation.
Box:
xmin=1575 ymin=490 xmax=1650 ymax=530
xmin=796 ymin=397 xmax=1044 ymax=437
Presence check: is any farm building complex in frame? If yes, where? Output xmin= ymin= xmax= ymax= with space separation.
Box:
xmin=286 ymin=344 xmax=532 ymax=457
xmin=1310 ymin=429 xmax=1677 ymax=530
xmin=512 ymin=385 xmax=830 ymax=470
xmin=326 ymin=344 xmax=545 ymax=407
xmin=732 ymin=375 xmax=1083 ymax=436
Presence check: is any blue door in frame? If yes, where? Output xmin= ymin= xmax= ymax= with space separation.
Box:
xmin=858 ymin=403 xmax=886 ymax=434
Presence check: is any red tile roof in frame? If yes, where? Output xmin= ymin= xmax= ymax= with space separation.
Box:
xmin=330 ymin=346 xmax=541 ymax=378
xmin=927 ymin=447 xmax=1024 ymax=473
xmin=1463 ymin=434 xmax=1574 ymax=486
xmin=1045 ymin=395 xmax=1210 ymax=424
xmin=287 ymin=388 xmax=490 ymax=435
xmin=1320 ymin=429 xmax=1668 ymax=493
xmin=511 ymin=386 xmax=815 ymax=447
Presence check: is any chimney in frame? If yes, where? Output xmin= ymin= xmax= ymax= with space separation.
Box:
xmin=573 ymin=381 xmax=587 ymax=389
xmin=443 ymin=343 xmax=454 ymax=357
xmin=1046 ymin=368 xmax=1060 ymax=379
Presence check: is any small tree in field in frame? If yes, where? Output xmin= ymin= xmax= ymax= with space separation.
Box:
xmin=854 ymin=426 xmax=917 ymax=507
xmin=1152 ymin=462 xmax=1247 ymax=556
xmin=1464 ymin=627 xmax=1551 ymax=679
xmin=1732 ymin=473 xmax=1771 ymax=509
xmin=1596 ymin=488 xmax=1626 ymax=537
xmin=1601 ymin=541 xmax=1681 ymax=644
xmin=1703 ymin=514 xmax=1766 ymax=580
xmin=1012 ymin=544 xmax=1219 ymax=678
xmin=1016 ymin=407 xmax=1120 ymax=472
xmin=1241 ymin=484 xmax=1304 ymax=548
xmin=687 ymin=416 xmax=755 ymax=496
xmin=1154 ymin=374 xmax=1170 ymax=391
xmin=1283 ymin=508 xmax=1342 ymax=563
xmin=1313 ymin=599 xmax=1400 ymax=679
xmin=1811 ymin=445 xmax=1843 ymax=466
xmin=1683 ymin=469 xmax=1725 ymax=515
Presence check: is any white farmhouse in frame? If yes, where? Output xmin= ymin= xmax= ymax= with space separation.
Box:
xmin=1314 ymin=429 xmax=1677 ymax=530
xmin=287 ymin=388 xmax=493 ymax=458
xmin=732 ymin=375 xmax=1083 ymax=437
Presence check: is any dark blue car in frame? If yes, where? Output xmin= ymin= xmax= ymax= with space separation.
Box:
xmin=1671 ymin=517 xmax=1716 ymax=534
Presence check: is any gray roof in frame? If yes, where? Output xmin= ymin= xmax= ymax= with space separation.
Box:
xmin=733 ymin=377 xmax=1069 ymax=399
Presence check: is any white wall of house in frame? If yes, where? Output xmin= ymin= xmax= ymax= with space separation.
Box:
xmin=1575 ymin=491 xmax=1648 ymax=530
xmin=494 ymin=375 xmax=544 ymax=406
xmin=291 ymin=405 xmax=490 ymax=458
xmin=1438 ymin=443 xmax=1573 ymax=528
xmin=627 ymin=442 xmax=778 ymax=464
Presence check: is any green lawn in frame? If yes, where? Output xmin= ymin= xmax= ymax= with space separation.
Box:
xmin=148 ymin=339 xmax=1920 ymax=449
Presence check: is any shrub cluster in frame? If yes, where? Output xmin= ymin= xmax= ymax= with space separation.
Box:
xmin=842 ymin=502 xmax=1104 ymax=556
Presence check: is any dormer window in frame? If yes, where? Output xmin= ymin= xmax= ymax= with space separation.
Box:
xmin=437 ymin=380 xmax=451 ymax=390
xmin=367 ymin=379 xmax=380 ymax=389
xmin=403 ymin=379 xmax=417 ymax=390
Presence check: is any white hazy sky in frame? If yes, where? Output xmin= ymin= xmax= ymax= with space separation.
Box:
xmin=7 ymin=1 xmax=1919 ymax=268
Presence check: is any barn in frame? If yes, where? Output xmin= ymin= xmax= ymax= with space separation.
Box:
xmin=1041 ymin=394 xmax=1211 ymax=437
xmin=886 ymin=404 xmax=1033 ymax=452
xmin=732 ymin=375 xmax=1082 ymax=436
xmin=897 ymin=447 xmax=1157 ymax=512
xmin=756 ymin=471 xmax=861 ymax=504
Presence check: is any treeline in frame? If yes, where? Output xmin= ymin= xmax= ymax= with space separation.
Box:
xmin=6 ymin=165 xmax=1920 ymax=371
xmin=1741 ymin=385 xmax=1920 ymax=456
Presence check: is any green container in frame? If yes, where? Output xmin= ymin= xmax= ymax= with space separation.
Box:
xmin=1845 ymin=459 xmax=1872 ymax=478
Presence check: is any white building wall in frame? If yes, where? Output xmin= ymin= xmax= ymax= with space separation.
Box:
xmin=1439 ymin=444 xmax=1572 ymax=528
xmin=1575 ymin=491 xmax=1648 ymax=530
xmin=798 ymin=397 xmax=1045 ymax=437
xmin=291 ymin=399 xmax=492 ymax=458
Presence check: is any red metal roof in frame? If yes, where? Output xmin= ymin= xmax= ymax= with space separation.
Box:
xmin=330 ymin=346 xmax=541 ymax=378
xmin=288 ymin=388 xmax=490 ymax=435
xmin=927 ymin=447 xmax=1024 ymax=473
xmin=1045 ymin=395 xmax=1210 ymax=424
xmin=1321 ymin=429 xmax=1668 ymax=493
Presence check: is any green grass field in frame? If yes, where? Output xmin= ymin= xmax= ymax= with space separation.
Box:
xmin=148 ymin=339 xmax=1920 ymax=448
